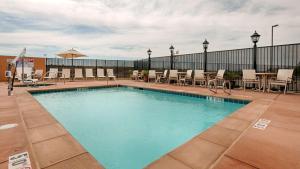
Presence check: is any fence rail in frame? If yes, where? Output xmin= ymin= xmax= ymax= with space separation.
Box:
xmin=134 ymin=43 xmax=300 ymax=91
xmin=45 ymin=43 xmax=300 ymax=91
xmin=46 ymin=58 xmax=134 ymax=78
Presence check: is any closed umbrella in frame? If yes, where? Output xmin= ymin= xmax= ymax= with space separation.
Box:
xmin=57 ymin=48 xmax=86 ymax=79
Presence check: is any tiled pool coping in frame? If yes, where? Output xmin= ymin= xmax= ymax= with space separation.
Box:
xmin=1 ymin=80 xmax=299 ymax=169
xmin=29 ymin=85 xmax=251 ymax=105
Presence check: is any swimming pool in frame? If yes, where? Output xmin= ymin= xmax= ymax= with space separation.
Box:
xmin=32 ymin=87 xmax=247 ymax=169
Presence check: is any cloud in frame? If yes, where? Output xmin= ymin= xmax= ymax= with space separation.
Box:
xmin=0 ymin=0 xmax=299 ymax=59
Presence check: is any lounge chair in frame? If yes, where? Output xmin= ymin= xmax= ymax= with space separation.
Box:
xmin=208 ymin=69 xmax=228 ymax=92
xmin=132 ymin=70 xmax=139 ymax=80
xmin=179 ymin=70 xmax=193 ymax=85
xmin=168 ymin=70 xmax=178 ymax=84
xmin=157 ymin=70 xmax=168 ymax=83
xmin=60 ymin=68 xmax=70 ymax=80
xmin=268 ymin=69 xmax=294 ymax=94
xmin=242 ymin=69 xmax=260 ymax=91
xmin=194 ymin=70 xmax=206 ymax=87
xmin=15 ymin=67 xmax=33 ymax=81
xmin=85 ymin=68 xmax=95 ymax=80
xmin=97 ymin=68 xmax=106 ymax=80
xmin=107 ymin=69 xmax=116 ymax=80
xmin=23 ymin=75 xmax=39 ymax=86
xmin=44 ymin=68 xmax=58 ymax=81
xmin=74 ymin=68 xmax=84 ymax=80
xmin=148 ymin=70 xmax=156 ymax=83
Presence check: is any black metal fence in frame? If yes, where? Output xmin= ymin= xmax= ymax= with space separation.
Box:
xmin=46 ymin=58 xmax=134 ymax=78
xmin=134 ymin=43 xmax=300 ymax=91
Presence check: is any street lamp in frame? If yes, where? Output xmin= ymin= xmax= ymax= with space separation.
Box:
xmin=147 ymin=48 xmax=152 ymax=70
xmin=203 ymin=39 xmax=209 ymax=72
xmin=271 ymin=24 xmax=279 ymax=71
xmin=169 ymin=45 xmax=175 ymax=69
xmin=251 ymin=31 xmax=260 ymax=71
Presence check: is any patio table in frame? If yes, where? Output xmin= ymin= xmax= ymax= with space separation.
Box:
xmin=177 ymin=72 xmax=186 ymax=79
xmin=256 ymin=72 xmax=277 ymax=92
xmin=204 ymin=72 xmax=217 ymax=80
xmin=155 ymin=72 xmax=164 ymax=83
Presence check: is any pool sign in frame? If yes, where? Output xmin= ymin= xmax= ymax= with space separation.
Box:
xmin=8 ymin=152 xmax=32 ymax=169
xmin=253 ymin=118 xmax=271 ymax=130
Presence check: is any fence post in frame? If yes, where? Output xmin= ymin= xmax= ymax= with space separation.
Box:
xmin=116 ymin=60 xmax=119 ymax=78
xmin=123 ymin=61 xmax=125 ymax=78
xmin=95 ymin=59 xmax=98 ymax=76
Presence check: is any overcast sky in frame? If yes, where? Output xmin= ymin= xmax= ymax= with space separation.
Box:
xmin=0 ymin=0 xmax=299 ymax=59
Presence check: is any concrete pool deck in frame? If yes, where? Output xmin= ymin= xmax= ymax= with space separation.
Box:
xmin=0 ymin=80 xmax=299 ymax=169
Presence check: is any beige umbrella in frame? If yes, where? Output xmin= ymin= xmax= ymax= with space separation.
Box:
xmin=57 ymin=48 xmax=86 ymax=64
xmin=57 ymin=48 xmax=87 ymax=79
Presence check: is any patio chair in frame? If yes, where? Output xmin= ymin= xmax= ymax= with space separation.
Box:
xmin=97 ymin=68 xmax=106 ymax=80
xmin=132 ymin=70 xmax=139 ymax=80
xmin=23 ymin=74 xmax=39 ymax=86
xmin=268 ymin=69 xmax=294 ymax=94
xmin=74 ymin=68 xmax=84 ymax=80
xmin=85 ymin=68 xmax=95 ymax=80
xmin=60 ymin=68 xmax=71 ymax=80
xmin=157 ymin=70 xmax=168 ymax=83
xmin=148 ymin=70 xmax=156 ymax=83
xmin=242 ymin=69 xmax=260 ymax=91
xmin=15 ymin=67 xmax=33 ymax=81
xmin=194 ymin=70 xmax=206 ymax=87
xmin=208 ymin=69 xmax=228 ymax=93
xmin=44 ymin=68 xmax=58 ymax=81
xmin=107 ymin=69 xmax=116 ymax=81
xmin=168 ymin=70 xmax=178 ymax=84
xmin=179 ymin=70 xmax=193 ymax=85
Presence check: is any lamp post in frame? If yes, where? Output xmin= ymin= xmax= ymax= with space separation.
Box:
xmin=169 ymin=45 xmax=175 ymax=69
xmin=147 ymin=49 xmax=152 ymax=70
xmin=203 ymin=39 xmax=209 ymax=72
xmin=271 ymin=24 xmax=279 ymax=71
xmin=251 ymin=31 xmax=260 ymax=71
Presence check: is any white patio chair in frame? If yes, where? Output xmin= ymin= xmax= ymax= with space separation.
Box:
xmin=194 ymin=70 xmax=206 ymax=87
xmin=157 ymin=70 xmax=168 ymax=83
xmin=22 ymin=72 xmax=39 ymax=86
xmin=85 ymin=68 xmax=95 ymax=80
xmin=179 ymin=70 xmax=193 ymax=85
xmin=107 ymin=69 xmax=116 ymax=81
xmin=97 ymin=68 xmax=106 ymax=80
xmin=208 ymin=69 xmax=228 ymax=92
xmin=15 ymin=67 xmax=33 ymax=81
xmin=132 ymin=70 xmax=139 ymax=80
xmin=242 ymin=69 xmax=260 ymax=91
xmin=74 ymin=68 xmax=84 ymax=80
xmin=60 ymin=68 xmax=70 ymax=80
xmin=148 ymin=70 xmax=156 ymax=83
xmin=44 ymin=68 xmax=58 ymax=81
xmin=268 ymin=69 xmax=294 ymax=94
xmin=168 ymin=70 xmax=178 ymax=84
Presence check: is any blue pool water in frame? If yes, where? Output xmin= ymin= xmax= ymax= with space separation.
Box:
xmin=32 ymin=87 xmax=246 ymax=169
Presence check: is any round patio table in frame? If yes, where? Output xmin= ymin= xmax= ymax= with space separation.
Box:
xmin=255 ymin=72 xmax=277 ymax=92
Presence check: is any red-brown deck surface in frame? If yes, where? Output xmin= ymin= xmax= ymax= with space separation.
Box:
xmin=0 ymin=80 xmax=299 ymax=169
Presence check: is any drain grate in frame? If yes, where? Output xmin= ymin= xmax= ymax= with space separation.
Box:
xmin=253 ymin=119 xmax=271 ymax=130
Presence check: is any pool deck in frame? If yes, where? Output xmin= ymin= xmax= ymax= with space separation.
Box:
xmin=0 ymin=80 xmax=299 ymax=169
